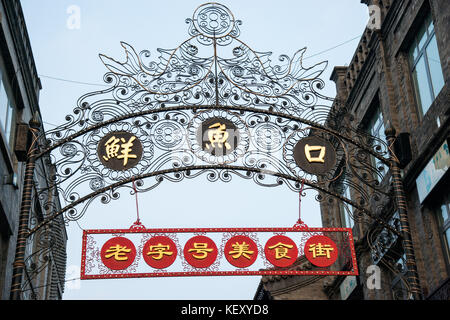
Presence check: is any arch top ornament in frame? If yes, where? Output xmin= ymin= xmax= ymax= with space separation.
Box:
xmin=94 ymin=2 xmax=329 ymax=122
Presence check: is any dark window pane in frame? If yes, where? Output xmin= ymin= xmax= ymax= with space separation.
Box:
xmin=5 ymin=101 xmax=13 ymax=145
xmin=0 ymin=81 xmax=8 ymax=130
xmin=445 ymin=228 xmax=450 ymax=255
xmin=409 ymin=39 xmax=419 ymax=63
xmin=417 ymin=21 xmax=428 ymax=51
xmin=442 ymin=203 xmax=449 ymax=222
xmin=426 ymin=35 xmax=444 ymax=98
xmin=427 ymin=16 xmax=434 ymax=34
xmin=367 ymin=108 xmax=388 ymax=182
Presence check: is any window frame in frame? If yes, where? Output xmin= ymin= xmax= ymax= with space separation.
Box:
xmin=0 ymin=66 xmax=17 ymax=158
xmin=408 ymin=13 xmax=444 ymax=118
xmin=364 ymin=105 xmax=388 ymax=184
xmin=435 ymin=187 xmax=450 ymax=268
xmin=336 ymin=169 xmax=355 ymax=230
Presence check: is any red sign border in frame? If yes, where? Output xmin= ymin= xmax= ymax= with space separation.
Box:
xmin=80 ymin=227 xmax=358 ymax=279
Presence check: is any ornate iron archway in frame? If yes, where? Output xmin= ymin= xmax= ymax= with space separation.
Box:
xmin=10 ymin=2 xmax=421 ymax=299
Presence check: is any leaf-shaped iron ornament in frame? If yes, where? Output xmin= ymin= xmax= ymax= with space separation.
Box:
xmin=98 ymin=2 xmax=329 ymax=119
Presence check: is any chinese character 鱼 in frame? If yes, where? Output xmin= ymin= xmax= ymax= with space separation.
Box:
xmin=206 ymin=122 xmax=231 ymax=150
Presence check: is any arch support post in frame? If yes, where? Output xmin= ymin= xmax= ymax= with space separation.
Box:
xmin=10 ymin=116 xmax=40 ymax=300
xmin=385 ymin=125 xmax=422 ymax=300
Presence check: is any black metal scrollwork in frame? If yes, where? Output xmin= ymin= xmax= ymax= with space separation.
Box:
xmin=28 ymin=2 xmax=391 ymax=239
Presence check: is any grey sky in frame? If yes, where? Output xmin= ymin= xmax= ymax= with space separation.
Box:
xmin=20 ymin=0 xmax=369 ymax=300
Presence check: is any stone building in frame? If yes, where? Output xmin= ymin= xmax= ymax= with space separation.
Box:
xmin=255 ymin=0 xmax=449 ymax=300
xmin=0 ymin=0 xmax=67 ymax=299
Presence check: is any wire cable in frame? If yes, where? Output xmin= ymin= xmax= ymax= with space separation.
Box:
xmin=37 ymin=34 xmax=363 ymax=87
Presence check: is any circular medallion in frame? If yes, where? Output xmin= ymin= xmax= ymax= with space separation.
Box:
xmin=304 ymin=235 xmax=338 ymax=267
xmin=224 ymin=235 xmax=258 ymax=268
xmin=293 ymin=136 xmax=336 ymax=175
xmin=143 ymin=236 xmax=178 ymax=269
xmin=284 ymin=130 xmax=338 ymax=178
xmin=264 ymin=235 xmax=298 ymax=268
xmin=87 ymin=122 xmax=154 ymax=181
xmin=97 ymin=131 xmax=143 ymax=171
xmin=193 ymin=3 xmax=235 ymax=38
xmin=100 ymin=237 xmax=136 ymax=270
xmin=183 ymin=235 xmax=218 ymax=269
xmin=188 ymin=110 xmax=249 ymax=164
xmin=197 ymin=117 xmax=239 ymax=157
xmin=252 ymin=123 xmax=284 ymax=152
xmin=151 ymin=120 xmax=185 ymax=151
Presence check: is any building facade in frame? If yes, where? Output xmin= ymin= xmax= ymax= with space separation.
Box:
xmin=0 ymin=0 xmax=67 ymax=299
xmin=255 ymin=0 xmax=449 ymax=300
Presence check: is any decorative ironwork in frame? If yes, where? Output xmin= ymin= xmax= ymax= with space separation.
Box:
xmin=2 ymin=2 xmax=428 ymax=303
xmin=11 ymin=3 xmax=420 ymax=298
xmin=25 ymin=2 xmax=394 ymax=238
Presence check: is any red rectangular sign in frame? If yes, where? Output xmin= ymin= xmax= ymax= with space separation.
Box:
xmin=80 ymin=227 xmax=358 ymax=279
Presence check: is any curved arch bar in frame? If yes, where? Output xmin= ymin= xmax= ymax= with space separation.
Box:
xmin=27 ymin=164 xmax=398 ymax=237
xmin=37 ymin=104 xmax=390 ymax=166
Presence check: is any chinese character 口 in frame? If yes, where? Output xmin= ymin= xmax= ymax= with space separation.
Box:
xmin=304 ymin=144 xmax=326 ymax=163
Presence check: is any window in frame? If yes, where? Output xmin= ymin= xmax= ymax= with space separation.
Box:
xmin=391 ymin=253 xmax=412 ymax=300
xmin=340 ymin=183 xmax=354 ymax=229
xmin=0 ymin=69 xmax=15 ymax=147
xmin=366 ymin=106 xmax=388 ymax=183
xmin=409 ymin=13 xmax=444 ymax=117
xmin=436 ymin=190 xmax=450 ymax=263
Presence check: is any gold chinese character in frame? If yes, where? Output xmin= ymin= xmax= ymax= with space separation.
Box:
xmin=188 ymin=243 xmax=213 ymax=260
xmin=228 ymin=242 xmax=254 ymax=260
xmin=147 ymin=243 xmax=174 ymax=260
xmin=104 ymin=244 xmax=132 ymax=261
xmin=117 ymin=136 xmax=137 ymax=166
xmin=102 ymin=135 xmax=137 ymax=166
xmin=206 ymin=122 xmax=231 ymax=150
xmin=308 ymin=243 xmax=334 ymax=259
xmin=268 ymin=242 xmax=294 ymax=259
xmin=304 ymin=144 xmax=326 ymax=163
xmin=103 ymin=136 xmax=121 ymax=161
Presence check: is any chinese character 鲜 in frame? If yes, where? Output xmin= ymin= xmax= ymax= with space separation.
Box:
xmin=103 ymin=135 xmax=138 ymax=166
